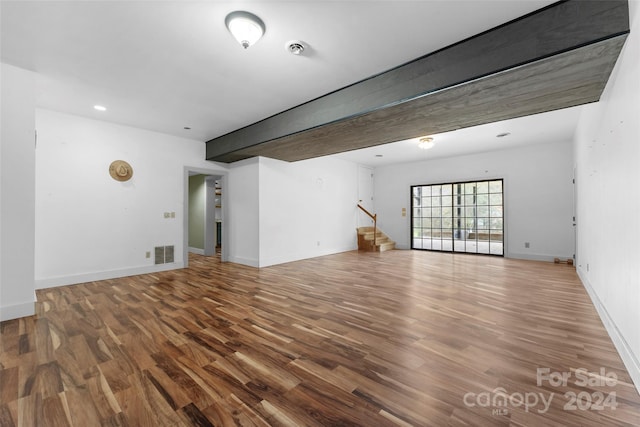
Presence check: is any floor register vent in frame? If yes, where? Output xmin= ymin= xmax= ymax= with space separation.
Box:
xmin=155 ymin=246 xmax=174 ymax=264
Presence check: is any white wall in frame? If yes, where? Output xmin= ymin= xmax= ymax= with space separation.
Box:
xmin=374 ymin=141 xmax=575 ymax=261
xmin=227 ymin=158 xmax=260 ymax=267
xmin=0 ymin=63 xmax=36 ymax=321
xmin=574 ymin=0 xmax=640 ymax=393
xmin=35 ymin=109 xmax=225 ymax=288
xmin=258 ymin=156 xmax=358 ymax=267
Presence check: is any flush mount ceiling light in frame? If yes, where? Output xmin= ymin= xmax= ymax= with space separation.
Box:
xmin=417 ymin=137 xmax=435 ymax=150
xmin=93 ymin=105 xmax=107 ymax=111
xmin=225 ymin=11 xmax=265 ymax=49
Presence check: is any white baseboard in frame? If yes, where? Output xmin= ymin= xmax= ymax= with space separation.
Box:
xmin=258 ymin=245 xmax=357 ymax=268
xmin=506 ymin=251 xmax=567 ymax=262
xmin=578 ymin=268 xmax=640 ymax=396
xmin=35 ymin=262 xmax=185 ymax=289
xmin=228 ymin=256 xmax=259 ymax=268
xmin=0 ymin=300 xmax=36 ymax=322
xmin=188 ymin=247 xmax=205 ymax=255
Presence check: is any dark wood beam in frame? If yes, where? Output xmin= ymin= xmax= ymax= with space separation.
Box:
xmin=206 ymin=0 xmax=629 ymax=163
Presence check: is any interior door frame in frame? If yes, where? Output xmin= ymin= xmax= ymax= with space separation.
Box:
xmin=183 ymin=166 xmax=229 ymax=267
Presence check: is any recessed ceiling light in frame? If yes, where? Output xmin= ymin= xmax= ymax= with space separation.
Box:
xmin=417 ymin=137 xmax=435 ymax=150
xmin=375 ymin=154 xmax=383 ymax=157
xmin=496 ymin=132 xmax=510 ymax=138
xmin=93 ymin=105 xmax=107 ymax=111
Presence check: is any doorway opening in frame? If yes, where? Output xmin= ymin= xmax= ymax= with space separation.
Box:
xmin=184 ymin=167 xmax=228 ymax=267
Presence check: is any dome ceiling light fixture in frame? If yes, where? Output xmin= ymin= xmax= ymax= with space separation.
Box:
xmin=225 ymin=11 xmax=265 ymax=49
xmin=417 ymin=137 xmax=435 ymax=150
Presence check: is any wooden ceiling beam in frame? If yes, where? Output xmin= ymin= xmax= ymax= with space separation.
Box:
xmin=205 ymin=0 xmax=629 ymax=163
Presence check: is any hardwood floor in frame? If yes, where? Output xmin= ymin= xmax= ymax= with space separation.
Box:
xmin=1 ymin=250 xmax=639 ymax=426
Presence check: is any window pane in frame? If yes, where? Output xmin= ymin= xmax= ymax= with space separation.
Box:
xmin=490 ymin=206 xmax=503 ymax=217
xmin=422 ymin=197 xmax=431 ymax=207
xmin=477 ymin=194 xmax=489 ymax=205
xmin=432 ymin=197 xmax=441 ymax=207
xmin=490 ymin=193 xmax=503 ymax=205
xmin=465 ymin=183 xmax=476 ymax=194
xmin=441 ymin=185 xmax=452 ymax=196
xmin=465 ymin=207 xmax=476 ymax=217
xmin=422 ymin=218 xmax=432 ymax=228
xmin=432 ymin=218 xmax=442 ymax=228
xmin=442 ymin=207 xmax=452 ymax=218
xmin=490 ymin=218 xmax=503 ymax=230
xmin=442 ymin=217 xmax=453 ymax=229
xmin=432 ymin=185 xmax=441 ymax=196
xmin=413 ymin=187 xmax=422 ymax=198
xmin=413 ymin=208 xmax=421 ymax=217
xmin=489 ymin=180 xmax=502 ymax=193
xmin=464 ymin=195 xmax=475 ymax=206
xmin=477 ymin=206 xmax=489 ymax=217
xmin=432 ymin=207 xmax=442 ymax=217
xmin=477 ymin=217 xmax=489 ymax=230
xmin=441 ymin=196 xmax=452 ymax=207
xmin=465 ymin=218 xmax=475 ymax=229
xmin=490 ymin=242 xmax=503 ymax=255
xmin=477 ymin=230 xmax=490 ymax=241
xmin=476 ymin=181 xmax=489 ymax=194
xmin=490 ymin=231 xmax=504 ymax=242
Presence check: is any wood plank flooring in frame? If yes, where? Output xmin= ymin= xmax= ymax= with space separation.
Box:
xmin=1 ymin=250 xmax=639 ymax=426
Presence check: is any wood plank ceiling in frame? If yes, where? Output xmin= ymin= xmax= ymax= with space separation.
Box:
xmin=206 ymin=0 xmax=630 ymax=164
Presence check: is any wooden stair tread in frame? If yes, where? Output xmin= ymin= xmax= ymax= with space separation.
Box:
xmin=357 ymin=226 xmax=395 ymax=252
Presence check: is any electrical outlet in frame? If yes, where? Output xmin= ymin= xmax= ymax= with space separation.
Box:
xmin=164 ymin=212 xmax=170 ymax=218
xmin=170 ymin=212 xmax=175 ymax=218
xmin=145 ymin=251 xmax=150 ymax=259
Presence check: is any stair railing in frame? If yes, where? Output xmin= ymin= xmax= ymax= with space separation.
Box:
xmin=357 ymin=204 xmax=377 ymax=246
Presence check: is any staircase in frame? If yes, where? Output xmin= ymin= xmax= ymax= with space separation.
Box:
xmin=357 ymin=226 xmax=396 ymax=252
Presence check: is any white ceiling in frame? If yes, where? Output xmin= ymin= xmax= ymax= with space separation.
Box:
xmin=334 ymin=106 xmax=582 ymax=167
xmin=2 ymin=0 xmax=581 ymax=165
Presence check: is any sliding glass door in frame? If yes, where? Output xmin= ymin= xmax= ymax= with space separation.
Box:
xmin=411 ymin=179 xmax=503 ymax=256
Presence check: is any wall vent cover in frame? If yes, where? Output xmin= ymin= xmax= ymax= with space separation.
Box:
xmin=155 ymin=245 xmax=175 ymax=264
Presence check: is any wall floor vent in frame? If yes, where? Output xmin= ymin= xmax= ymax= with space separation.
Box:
xmin=155 ymin=245 xmax=174 ymax=264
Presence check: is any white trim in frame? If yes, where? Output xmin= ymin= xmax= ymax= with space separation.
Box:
xmin=228 ymin=256 xmax=259 ymax=268
xmin=506 ymin=252 xmax=565 ymax=262
xmin=35 ymin=262 xmax=184 ymax=289
xmin=258 ymin=246 xmax=356 ymax=268
xmin=188 ymin=247 xmax=205 ymax=255
xmin=578 ymin=268 xmax=640 ymax=396
xmin=0 ymin=301 xmax=36 ymax=321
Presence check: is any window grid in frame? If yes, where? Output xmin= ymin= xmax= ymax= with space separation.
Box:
xmin=411 ymin=179 xmax=503 ymax=256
